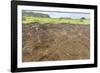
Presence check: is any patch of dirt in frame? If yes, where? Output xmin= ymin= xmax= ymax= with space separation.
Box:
xmin=22 ymin=23 xmax=90 ymax=62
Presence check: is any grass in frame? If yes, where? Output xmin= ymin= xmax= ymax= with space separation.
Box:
xmin=22 ymin=16 xmax=90 ymax=25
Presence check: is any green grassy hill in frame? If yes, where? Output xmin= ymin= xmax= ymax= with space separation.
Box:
xmin=23 ymin=16 xmax=90 ymax=25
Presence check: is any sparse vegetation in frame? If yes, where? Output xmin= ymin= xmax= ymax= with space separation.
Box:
xmin=23 ymin=16 xmax=90 ymax=25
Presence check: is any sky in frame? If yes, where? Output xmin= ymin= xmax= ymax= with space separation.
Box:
xmin=24 ymin=10 xmax=90 ymax=19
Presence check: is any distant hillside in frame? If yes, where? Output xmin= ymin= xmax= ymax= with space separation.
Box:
xmin=22 ymin=11 xmax=50 ymax=18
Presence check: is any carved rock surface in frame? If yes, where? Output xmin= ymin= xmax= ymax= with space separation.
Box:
xmin=22 ymin=23 xmax=90 ymax=62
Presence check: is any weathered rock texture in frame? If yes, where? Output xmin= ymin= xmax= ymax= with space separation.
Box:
xmin=22 ymin=23 xmax=90 ymax=62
